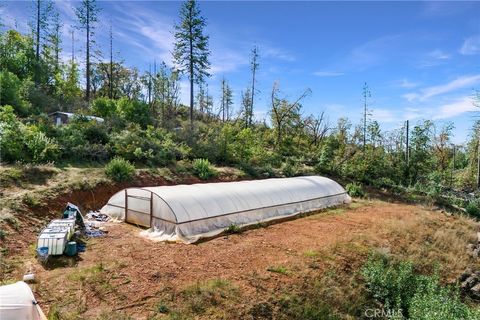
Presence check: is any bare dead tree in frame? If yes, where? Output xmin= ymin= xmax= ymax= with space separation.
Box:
xmin=305 ymin=111 xmax=329 ymax=147
xmin=271 ymin=82 xmax=311 ymax=147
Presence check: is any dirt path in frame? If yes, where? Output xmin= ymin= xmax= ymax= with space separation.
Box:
xmin=28 ymin=200 xmax=477 ymax=319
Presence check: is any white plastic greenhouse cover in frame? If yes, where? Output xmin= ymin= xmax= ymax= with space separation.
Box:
xmin=101 ymin=176 xmax=351 ymax=243
xmin=0 ymin=281 xmax=45 ymax=320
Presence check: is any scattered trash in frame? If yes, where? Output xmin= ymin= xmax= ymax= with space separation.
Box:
xmin=36 ymin=246 xmax=49 ymax=264
xmin=86 ymin=210 xmax=110 ymax=222
xmin=83 ymin=210 xmax=109 ymax=238
xmin=22 ymin=273 xmax=35 ymax=282
xmin=84 ymin=228 xmax=105 ymax=238
xmin=77 ymin=243 xmax=86 ymax=252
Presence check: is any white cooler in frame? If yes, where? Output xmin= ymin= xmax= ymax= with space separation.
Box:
xmin=37 ymin=230 xmax=68 ymax=255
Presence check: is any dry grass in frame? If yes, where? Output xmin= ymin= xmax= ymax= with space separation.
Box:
xmin=372 ymin=208 xmax=479 ymax=279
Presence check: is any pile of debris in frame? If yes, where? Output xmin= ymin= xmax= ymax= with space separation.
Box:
xmin=86 ymin=211 xmax=110 ymax=222
xmin=460 ymin=268 xmax=480 ymax=300
xmin=84 ymin=210 xmax=109 ymax=237
xmin=460 ymin=232 xmax=480 ymax=300
xmin=466 ymin=232 xmax=480 ymax=258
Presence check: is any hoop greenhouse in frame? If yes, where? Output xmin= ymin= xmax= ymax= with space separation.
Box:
xmin=100 ymin=176 xmax=351 ymax=243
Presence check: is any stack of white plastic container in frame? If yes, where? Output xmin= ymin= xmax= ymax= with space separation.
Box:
xmin=37 ymin=219 xmax=75 ymax=255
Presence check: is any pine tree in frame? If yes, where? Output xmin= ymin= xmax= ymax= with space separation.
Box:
xmin=32 ymin=0 xmax=53 ymax=86
xmin=241 ymin=87 xmax=253 ymax=127
xmin=362 ymin=82 xmax=371 ymax=151
xmin=75 ymin=0 xmax=100 ymax=103
xmin=249 ymin=45 xmax=259 ymax=127
xmin=173 ymin=0 xmax=210 ymax=129
xmin=219 ymin=78 xmax=233 ymax=122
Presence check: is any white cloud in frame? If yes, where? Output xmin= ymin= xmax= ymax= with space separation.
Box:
xmin=371 ymin=108 xmax=397 ymax=123
xmin=210 ymin=49 xmax=249 ymax=74
xmin=313 ymin=71 xmax=344 ymax=77
xmin=460 ymin=35 xmax=480 ymax=55
xmin=433 ymin=96 xmax=478 ymax=119
xmin=421 ymin=75 xmax=480 ymax=100
xmin=346 ymin=34 xmax=403 ymax=71
xmin=417 ymin=49 xmax=451 ymax=68
xmin=112 ymin=4 xmax=174 ymax=66
xmin=428 ymin=49 xmax=450 ymax=60
xmin=403 ymin=74 xmax=480 ymax=101
xmin=262 ymin=46 xmax=295 ymax=62
xmin=397 ymin=78 xmax=419 ymax=89
xmin=402 ymin=93 xmax=419 ymax=102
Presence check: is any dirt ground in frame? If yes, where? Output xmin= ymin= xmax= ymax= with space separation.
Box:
xmin=18 ymin=199 xmax=477 ymax=319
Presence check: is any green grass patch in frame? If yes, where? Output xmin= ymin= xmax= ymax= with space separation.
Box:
xmin=303 ymin=250 xmax=319 ymax=257
xmin=167 ymin=279 xmax=239 ymax=317
xmin=22 ymin=193 xmax=42 ymax=207
xmin=267 ymin=265 xmax=289 ymax=275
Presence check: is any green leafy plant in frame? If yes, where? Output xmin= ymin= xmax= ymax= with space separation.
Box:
xmin=105 ymin=157 xmax=135 ymax=182
xmin=465 ymin=201 xmax=480 ymax=218
xmin=192 ymin=158 xmax=216 ymax=180
xmin=362 ymin=254 xmax=479 ymax=320
xmin=345 ymin=182 xmax=365 ymax=198
xmin=224 ymin=224 xmax=241 ymax=234
xmin=22 ymin=193 xmax=41 ymax=207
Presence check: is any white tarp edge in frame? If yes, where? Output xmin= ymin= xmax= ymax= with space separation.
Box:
xmin=0 ymin=281 xmax=43 ymax=320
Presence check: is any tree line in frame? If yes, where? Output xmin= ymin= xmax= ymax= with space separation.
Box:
xmin=0 ymin=0 xmax=479 ymax=194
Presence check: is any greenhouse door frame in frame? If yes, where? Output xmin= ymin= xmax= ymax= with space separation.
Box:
xmin=124 ymin=190 xmax=154 ymax=228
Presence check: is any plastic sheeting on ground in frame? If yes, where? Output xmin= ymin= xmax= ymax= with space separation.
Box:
xmin=101 ymin=176 xmax=351 ymax=243
xmin=0 ymin=281 xmax=45 ymax=320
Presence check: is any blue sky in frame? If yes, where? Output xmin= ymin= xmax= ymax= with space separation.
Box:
xmin=2 ymin=1 xmax=480 ymax=143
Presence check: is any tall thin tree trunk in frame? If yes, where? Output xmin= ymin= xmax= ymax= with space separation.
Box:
xmin=363 ymin=89 xmax=367 ymax=151
xmin=477 ymin=138 xmax=480 ymax=189
xmin=250 ymin=66 xmax=256 ymax=127
xmin=109 ymin=25 xmax=113 ymax=99
xmin=71 ymin=30 xmax=75 ymax=64
xmin=35 ymin=0 xmax=40 ymax=86
xmin=189 ymin=34 xmax=194 ymax=129
xmin=86 ymin=0 xmax=90 ymax=102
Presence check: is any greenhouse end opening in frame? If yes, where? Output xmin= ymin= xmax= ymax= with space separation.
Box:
xmin=100 ymin=176 xmax=351 ymax=243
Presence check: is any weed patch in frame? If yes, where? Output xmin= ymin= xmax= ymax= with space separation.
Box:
xmin=224 ymin=224 xmax=241 ymax=234
xmin=267 ymin=266 xmax=289 ymax=275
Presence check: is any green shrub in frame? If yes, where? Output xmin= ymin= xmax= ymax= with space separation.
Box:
xmin=25 ymin=128 xmax=59 ymax=163
xmin=90 ymin=97 xmax=117 ymax=118
xmin=105 ymin=157 xmax=135 ymax=182
xmin=345 ymin=182 xmax=365 ymax=198
xmin=224 ymin=224 xmax=241 ymax=234
xmin=110 ymin=125 xmax=188 ymax=166
xmin=192 ymin=158 xmax=216 ymax=180
xmin=156 ymin=302 xmax=170 ymax=314
xmin=465 ymin=201 xmax=480 ymax=218
xmin=0 ymin=71 xmax=31 ymax=116
xmin=22 ymin=193 xmax=41 ymax=207
xmin=362 ymin=255 xmax=478 ymax=320
xmin=282 ymin=160 xmax=299 ymax=177
xmin=116 ymin=97 xmax=151 ymax=128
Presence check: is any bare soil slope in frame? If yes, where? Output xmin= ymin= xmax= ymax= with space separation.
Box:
xmin=24 ymin=200 xmax=479 ymax=319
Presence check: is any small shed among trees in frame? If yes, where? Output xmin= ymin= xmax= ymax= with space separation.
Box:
xmin=48 ymin=111 xmax=104 ymax=125
xmin=101 ymin=176 xmax=351 ymax=243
